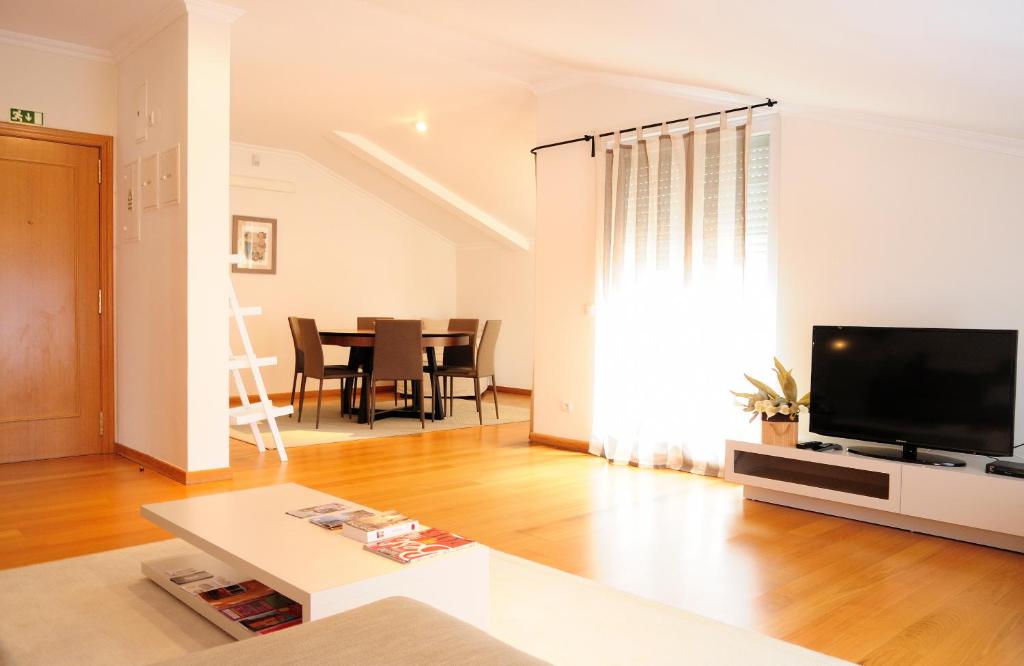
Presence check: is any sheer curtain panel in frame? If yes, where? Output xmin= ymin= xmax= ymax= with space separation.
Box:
xmin=590 ymin=112 xmax=774 ymax=475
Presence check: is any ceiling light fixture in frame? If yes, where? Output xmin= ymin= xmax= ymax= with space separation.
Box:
xmin=415 ymin=120 xmax=428 ymax=134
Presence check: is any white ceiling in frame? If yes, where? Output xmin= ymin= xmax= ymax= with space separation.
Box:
xmin=226 ymin=0 xmax=544 ymax=240
xmin=0 ymin=0 xmax=178 ymax=54
xmin=377 ymin=0 xmax=1024 ymax=140
xmin=4 ymin=0 xmax=1022 ymax=244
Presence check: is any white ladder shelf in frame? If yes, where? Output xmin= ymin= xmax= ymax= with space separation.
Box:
xmin=228 ymin=254 xmax=291 ymax=461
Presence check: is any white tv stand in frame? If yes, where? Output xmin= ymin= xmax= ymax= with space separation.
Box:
xmin=724 ymin=440 xmax=1024 ymax=553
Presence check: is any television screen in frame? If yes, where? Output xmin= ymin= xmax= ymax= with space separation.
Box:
xmin=810 ymin=326 xmax=1017 ymax=457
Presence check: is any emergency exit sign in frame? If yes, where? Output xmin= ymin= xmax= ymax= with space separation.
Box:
xmin=10 ymin=108 xmax=44 ymax=126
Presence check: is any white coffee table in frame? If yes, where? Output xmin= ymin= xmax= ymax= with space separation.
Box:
xmin=140 ymin=483 xmax=489 ymax=640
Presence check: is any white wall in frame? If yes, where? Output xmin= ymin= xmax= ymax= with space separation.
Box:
xmin=532 ymin=82 xmax=723 ymax=439
xmin=533 ymin=142 xmax=595 ymax=438
xmin=456 ymin=245 xmax=534 ymax=390
xmin=776 ymin=114 xmax=1024 ymax=439
xmin=0 ymin=42 xmax=116 ymax=135
xmin=229 ymin=144 xmax=457 ymax=395
xmin=116 ymin=16 xmax=190 ymax=470
xmin=185 ymin=11 xmax=232 ymax=471
xmin=116 ymin=11 xmax=234 ymax=472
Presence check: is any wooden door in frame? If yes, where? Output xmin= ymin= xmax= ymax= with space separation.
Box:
xmin=0 ymin=135 xmax=103 ymax=462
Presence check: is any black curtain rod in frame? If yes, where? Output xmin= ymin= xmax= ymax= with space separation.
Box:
xmin=530 ymin=98 xmax=777 ymax=156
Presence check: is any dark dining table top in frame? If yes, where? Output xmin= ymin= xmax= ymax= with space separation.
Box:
xmin=319 ymin=329 xmax=473 ymax=348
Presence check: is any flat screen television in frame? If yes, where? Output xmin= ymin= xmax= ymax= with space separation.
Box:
xmin=810 ymin=326 xmax=1017 ymax=466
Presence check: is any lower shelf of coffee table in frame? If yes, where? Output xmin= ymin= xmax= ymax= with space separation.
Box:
xmin=142 ymin=551 xmax=302 ymax=641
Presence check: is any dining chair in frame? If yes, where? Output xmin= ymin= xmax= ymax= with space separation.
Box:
xmin=287 ymin=316 xmax=304 ymax=417
xmin=437 ymin=320 xmax=501 ymax=425
xmin=436 ymin=318 xmax=479 ymax=416
xmin=294 ymin=317 xmax=366 ymax=429
xmin=368 ymin=319 xmax=428 ymax=429
xmin=355 ymin=316 xmax=404 ymax=407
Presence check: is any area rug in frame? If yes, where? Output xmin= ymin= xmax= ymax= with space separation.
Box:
xmin=230 ymin=396 xmax=530 ymax=448
xmin=0 ymin=540 xmax=847 ymax=665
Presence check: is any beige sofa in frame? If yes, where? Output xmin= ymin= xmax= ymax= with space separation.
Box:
xmin=156 ymin=596 xmax=547 ymax=665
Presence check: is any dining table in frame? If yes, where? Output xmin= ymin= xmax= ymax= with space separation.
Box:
xmin=319 ymin=329 xmax=473 ymax=424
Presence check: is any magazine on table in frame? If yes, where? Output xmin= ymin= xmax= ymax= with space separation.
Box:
xmin=364 ymin=528 xmax=475 ymax=564
xmin=286 ymin=502 xmax=351 ymax=518
xmin=342 ymin=511 xmax=418 ymax=543
xmin=310 ymin=509 xmax=373 ymax=530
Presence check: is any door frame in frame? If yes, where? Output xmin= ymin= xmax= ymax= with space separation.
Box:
xmin=0 ymin=121 xmax=115 ymax=454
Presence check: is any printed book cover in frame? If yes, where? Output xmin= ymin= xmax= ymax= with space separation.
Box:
xmin=220 ymin=592 xmax=297 ymax=621
xmin=310 ymin=509 xmax=372 ymax=530
xmin=200 ymin=580 xmax=274 ymax=609
xmin=240 ymin=604 xmax=303 ymax=633
xmin=364 ymin=528 xmax=475 ymax=564
xmin=344 ymin=511 xmax=413 ymax=532
xmin=169 ymin=570 xmax=212 ymax=585
xmin=286 ymin=502 xmax=350 ymax=518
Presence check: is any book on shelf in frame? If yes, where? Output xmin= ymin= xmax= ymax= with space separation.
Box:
xmin=286 ymin=502 xmax=351 ymax=518
xmin=341 ymin=510 xmax=419 ymax=543
xmin=240 ymin=604 xmax=303 ymax=634
xmin=219 ymin=592 xmax=296 ymax=621
xmin=310 ymin=509 xmax=373 ymax=530
xmin=199 ymin=580 xmax=303 ymax=634
xmin=200 ymin=580 xmax=275 ymax=609
xmin=364 ymin=528 xmax=475 ymax=564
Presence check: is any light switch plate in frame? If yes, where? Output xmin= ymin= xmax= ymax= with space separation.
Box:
xmin=141 ymin=153 xmax=158 ymax=210
xmin=120 ymin=159 xmax=141 ymax=242
xmin=135 ymin=83 xmax=148 ymax=142
xmin=158 ymin=144 xmax=180 ymax=206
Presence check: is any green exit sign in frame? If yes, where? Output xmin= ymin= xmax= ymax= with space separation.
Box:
xmin=10 ymin=108 xmax=44 ymax=126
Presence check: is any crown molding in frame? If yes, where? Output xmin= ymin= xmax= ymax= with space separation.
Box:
xmin=782 ymin=105 xmax=1024 ymax=159
xmin=531 ymin=70 xmax=762 ymax=108
xmin=110 ymin=1 xmax=187 ymax=62
xmin=110 ymin=1 xmax=243 ymax=61
xmin=0 ymin=28 xmax=114 ymax=64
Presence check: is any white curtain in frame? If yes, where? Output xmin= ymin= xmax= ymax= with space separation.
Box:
xmin=590 ymin=113 xmax=774 ymax=475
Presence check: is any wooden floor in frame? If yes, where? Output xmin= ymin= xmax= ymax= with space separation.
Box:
xmin=1 ymin=394 xmax=1022 ymax=665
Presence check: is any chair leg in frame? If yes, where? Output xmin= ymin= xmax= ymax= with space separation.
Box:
xmin=491 ymin=375 xmax=500 ymax=419
xmin=419 ymin=381 xmax=426 ymax=428
xmin=404 ymin=380 xmax=410 ymax=408
xmin=297 ymin=375 xmax=308 ymax=422
xmin=289 ymin=371 xmax=298 ymax=417
xmin=394 ymin=380 xmax=399 ymax=406
xmin=340 ymin=378 xmax=347 ymax=417
xmin=473 ymin=377 xmax=483 ymax=425
xmin=369 ymin=379 xmax=376 ymax=429
xmin=447 ymin=376 xmax=454 ymax=416
xmin=315 ymin=379 xmax=324 ymax=429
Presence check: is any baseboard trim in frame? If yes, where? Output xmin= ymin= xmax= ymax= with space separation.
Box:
xmin=529 ymin=432 xmax=590 ymax=453
xmin=495 ymin=386 xmax=532 ymax=396
xmin=114 ymin=443 xmax=232 ymax=485
xmin=230 ymin=384 xmax=531 ymax=407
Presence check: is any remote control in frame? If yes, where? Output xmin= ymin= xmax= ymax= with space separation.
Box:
xmin=796 ymin=441 xmax=823 ymax=449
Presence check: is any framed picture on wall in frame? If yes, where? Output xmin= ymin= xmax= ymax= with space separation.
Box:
xmin=231 ymin=215 xmax=277 ymax=274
